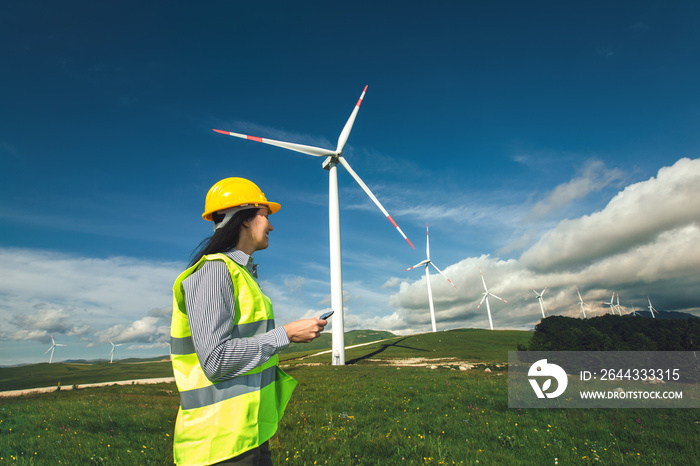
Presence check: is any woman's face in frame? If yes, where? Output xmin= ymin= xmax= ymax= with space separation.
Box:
xmin=239 ymin=208 xmax=273 ymax=253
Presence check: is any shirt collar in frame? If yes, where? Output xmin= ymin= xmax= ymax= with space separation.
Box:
xmin=224 ymin=249 xmax=258 ymax=278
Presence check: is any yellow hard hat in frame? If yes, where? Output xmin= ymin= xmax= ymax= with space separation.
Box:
xmin=202 ymin=177 xmax=281 ymax=221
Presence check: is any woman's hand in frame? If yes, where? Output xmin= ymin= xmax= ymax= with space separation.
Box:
xmin=283 ymin=317 xmax=328 ymax=343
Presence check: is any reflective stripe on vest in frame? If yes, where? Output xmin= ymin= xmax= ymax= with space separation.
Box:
xmin=170 ymin=319 xmax=275 ymax=355
xmin=170 ymin=253 xmax=296 ymax=465
xmin=179 ymin=364 xmax=277 ymax=410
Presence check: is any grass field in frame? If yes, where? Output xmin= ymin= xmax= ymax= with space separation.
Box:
xmin=0 ymin=361 xmax=175 ymax=392
xmin=1 ymin=329 xmax=698 ymax=464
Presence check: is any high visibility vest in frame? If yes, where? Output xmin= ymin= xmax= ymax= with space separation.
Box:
xmin=170 ymin=253 xmax=297 ymax=465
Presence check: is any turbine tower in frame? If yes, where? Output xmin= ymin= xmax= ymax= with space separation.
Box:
xmin=531 ymin=287 xmax=548 ymax=318
xmin=476 ymin=268 xmax=509 ymax=330
xmin=44 ymin=335 xmax=66 ymax=364
xmin=404 ymin=223 xmax=456 ymax=332
xmin=576 ymin=287 xmax=590 ymax=318
xmin=647 ymin=296 xmax=658 ymax=318
xmin=214 ymin=86 xmax=414 ymax=365
xmin=109 ymin=340 xmax=124 ymax=364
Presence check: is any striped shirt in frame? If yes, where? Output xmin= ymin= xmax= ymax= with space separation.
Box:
xmin=182 ymin=249 xmax=290 ymax=382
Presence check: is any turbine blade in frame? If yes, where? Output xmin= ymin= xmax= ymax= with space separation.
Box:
xmin=213 ymin=129 xmax=336 ymax=158
xmin=488 ymin=292 xmax=509 ymax=304
xmin=479 ymin=267 xmax=488 ymax=292
xmin=429 ymin=262 xmax=457 ymax=288
xmin=477 ymin=294 xmax=487 ymax=309
xmin=425 ymin=223 xmax=430 ymax=260
xmin=337 ymin=156 xmax=415 ymax=249
xmin=44 ymin=347 xmax=52 ymax=354
xmin=336 ymin=85 xmax=367 ymax=153
xmin=405 ymin=260 xmax=428 ymax=271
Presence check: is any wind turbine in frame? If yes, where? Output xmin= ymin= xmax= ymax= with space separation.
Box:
xmin=109 ymin=340 xmax=124 ymax=364
xmin=161 ymin=339 xmax=172 ymax=360
xmin=404 ymin=223 xmax=457 ymax=332
xmin=531 ymin=287 xmax=549 ymax=318
xmin=576 ymin=287 xmax=590 ymax=319
xmin=647 ymin=296 xmax=658 ymax=318
xmin=44 ymin=335 xmax=66 ymax=364
xmin=476 ymin=268 xmax=509 ymax=330
xmin=602 ymin=292 xmax=616 ymax=315
xmin=615 ymin=293 xmax=623 ymax=316
xmin=630 ymin=304 xmax=639 ymax=316
xmin=214 ymin=86 xmax=414 ymax=365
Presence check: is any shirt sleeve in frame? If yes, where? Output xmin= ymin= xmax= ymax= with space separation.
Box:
xmin=182 ymin=260 xmax=290 ymax=382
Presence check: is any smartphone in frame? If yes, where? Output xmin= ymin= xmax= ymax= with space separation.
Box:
xmin=319 ymin=311 xmax=334 ymax=320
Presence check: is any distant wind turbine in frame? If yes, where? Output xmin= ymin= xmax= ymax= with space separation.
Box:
xmin=531 ymin=287 xmax=549 ymax=318
xmin=647 ymin=296 xmax=658 ymax=318
xmin=44 ymin=335 xmax=66 ymax=364
xmin=214 ymin=86 xmax=414 ymax=366
xmin=576 ymin=287 xmax=590 ymax=319
xmin=630 ymin=304 xmax=639 ymax=316
xmin=476 ymin=268 xmax=509 ymax=330
xmin=404 ymin=223 xmax=457 ymax=332
xmin=615 ymin=293 xmax=624 ymax=315
xmin=161 ymin=339 xmax=172 ymax=360
xmin=109 ymin=340 xmax=124 ymax=364
xmin=602 ymin=292 xmax=616 ymax=315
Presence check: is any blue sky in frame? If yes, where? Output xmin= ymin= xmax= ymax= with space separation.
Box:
xmin=2 ymin=1 xmax=699 ymax=365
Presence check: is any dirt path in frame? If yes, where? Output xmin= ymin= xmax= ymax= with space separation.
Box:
xmin=0 ymin=377 xmax=175 ymax=398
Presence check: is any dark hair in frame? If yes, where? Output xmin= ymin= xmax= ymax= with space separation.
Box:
xmin=188 ymin=208 xmax=259 ymax=267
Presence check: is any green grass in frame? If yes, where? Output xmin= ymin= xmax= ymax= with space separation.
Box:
xmin=276 ymin=365 xmax=699 ymax=464
xmin=279 ymin=329 xmax=397 ymax=357
xmin=1 ymin=330 xmax=698 ymax=464
xmin=0 ymin=383 xmax=179 ymax=464
xmin=287 ymin=329 xmax=532 ymax=365
xmin=0 ymin=361 xmax=175 ymax=392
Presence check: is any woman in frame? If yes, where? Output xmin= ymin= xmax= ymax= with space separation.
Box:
xmin=170 ymin=177 xmax=327 ymax=465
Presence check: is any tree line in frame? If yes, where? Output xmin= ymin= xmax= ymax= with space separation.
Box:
xmin=520 ymin=314 xmax=699 ymax=352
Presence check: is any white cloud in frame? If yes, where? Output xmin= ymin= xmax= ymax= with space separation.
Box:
xmin=9 ymin=304 xmax=90 ymax=341
xmin=0 ymin=248 xmax=183 ymax=347
xmin=521 ymin=157 xmax=700 ymax=271
xmin=95 ymin=316 xmax=167 ymax=344
xmin=528 ymin=159 xmax=625 ymax=218
xmin=284 ymin=276 xmax=305 ymax=293
xmin=382 ymin=277 xmax=402 ymax=288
